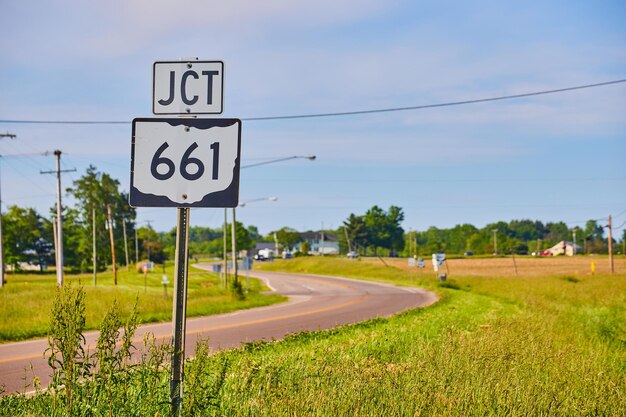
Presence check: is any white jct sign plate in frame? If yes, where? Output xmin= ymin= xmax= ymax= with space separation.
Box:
xmin=153 ymin=61 xmax=224 ymax=114
xmin=130 ymin=118 xmax=241 ymax=207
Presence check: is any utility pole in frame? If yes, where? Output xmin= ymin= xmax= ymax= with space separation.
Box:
xmin=93 ymin=207 xmax=97 ymax=286
xmin=607 ymin=215 xmax=614 ymax=274
xmin=41 ymin=150 xmax=75 ymax=286
xmin=0 ymin=132 xmax=16 ymax=287
xmin=492 ymin=229 xmax=498 ymax=255
xmin=146 ymin=220 xmax=152 ymax=263
xmin=223 ymin=209 xmax=228 ymax=287
xmin=122 ymin=217 xmax=130 ymax=272
xmin=107 ymin=204 xmax=117 ymax=285
xmin=343 ymin=226 xmax=352 ymax=253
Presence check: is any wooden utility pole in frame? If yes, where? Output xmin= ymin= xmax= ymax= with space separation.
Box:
xmin=607 ymin=215 xmax=614 ymax=274
xmin=107 ymin=204 xmax=117 ymax=285
xmin=492 ymin=229 xmax=498 ymax=255
xmin=223 ymin=209 xmax=228 ymax=287
xmin=343 ymin=226 xmax=352 ymax=253
xmin=92 ymin=208 xmax=97 ymax=286
xmin=122 ymin=217 xmax=130 ymax=271
xmin=40 ymin=150 xmax=75 ymax=286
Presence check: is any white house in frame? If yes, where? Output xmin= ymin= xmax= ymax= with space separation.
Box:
xmin=298 ymin=231 xmax=340 ymax=255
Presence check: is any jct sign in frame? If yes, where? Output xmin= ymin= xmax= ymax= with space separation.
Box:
xmin=130 ymin=118 xmax=241 ymax=207
xmin=153 ymin=60 xmax=223 ymax=114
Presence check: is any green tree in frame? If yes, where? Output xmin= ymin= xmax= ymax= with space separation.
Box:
xmin=509 ymin=219 xmax=545 ymax=242
xmin=226 ymin=222 xmax=253 ymax=253
xmin=68 ymin=166 xmax=136 ymax=270
xmin=362 ymin=205 xmax=405 ymax=255
xmin=3 ymin=205 xmax=52 ymax=270
xmin=137 ymin=226 xmax=165 ymax=264
xmin=545 ymin=222 xmax=570 ymax=246
xmin=343 ymin=214 xmax=367 ymax=253
xmin=275 ymin=227 xmax=302 ymax=252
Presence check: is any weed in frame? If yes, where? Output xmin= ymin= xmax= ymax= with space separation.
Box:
xmin=230 ymin=279 xmax=245 ymax=301
xmin=45 ymin=285 xmax=88 ymax=414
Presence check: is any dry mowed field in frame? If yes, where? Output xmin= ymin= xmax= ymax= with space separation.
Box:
xmin=366 ymin=255 xmax=626 ymax=277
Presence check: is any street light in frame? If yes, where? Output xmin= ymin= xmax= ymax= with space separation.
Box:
xmin=240 ymin=155 xmax=316 ymax=169
xmin=230 ymin=196 xmax=278 ymax=287
xmin=238 ymin=196 xmax=278 ymax=207
xmin=224 ymin=155 xmax=315 ymax=288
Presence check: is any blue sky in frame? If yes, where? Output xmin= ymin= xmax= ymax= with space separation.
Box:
xmin=1 ymin=0 xmax=625 ymax=235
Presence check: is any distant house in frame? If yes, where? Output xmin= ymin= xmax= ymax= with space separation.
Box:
xmin=298 ymin=231 xmax=340 ymax=255
xmin=546 ymin=241 xmax=582 ymax=256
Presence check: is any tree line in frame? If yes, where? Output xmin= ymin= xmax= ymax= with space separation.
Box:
xmin=2 ymin=166 xmax=623 ymax=273
xmin=341 ymin=207 xmax=620 ymax=256
xmin=3 ymin=166 xmax=140 ymax=272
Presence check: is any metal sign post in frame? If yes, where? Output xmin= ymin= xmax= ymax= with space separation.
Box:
xmin=170 ymin=207 xmax=190 ymax=415
xmin=130 ymin=58 xmax=239 ymax=416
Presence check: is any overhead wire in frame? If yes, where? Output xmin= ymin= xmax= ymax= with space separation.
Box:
xmin=0 ymin=79 xmax=624 ymax=125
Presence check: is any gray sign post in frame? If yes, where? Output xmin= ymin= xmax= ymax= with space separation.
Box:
xmin=170 ymin=207 xmax=190 ymax=413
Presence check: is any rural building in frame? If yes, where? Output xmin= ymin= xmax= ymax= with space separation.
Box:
xmin=298 ymin=231 xmax=340 ymax=255
xmin=546 ymin=241 xmax=582 ymax=256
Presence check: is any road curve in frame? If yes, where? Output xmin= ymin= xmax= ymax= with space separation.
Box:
xmin=0 ymin=268 xmax=437 ymax=395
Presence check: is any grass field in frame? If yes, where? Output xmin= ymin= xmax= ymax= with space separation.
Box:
xmin=2 ymin=255 xmax=624 ymax=416
xmin=0 ymin=263 xmax=285 ymax=342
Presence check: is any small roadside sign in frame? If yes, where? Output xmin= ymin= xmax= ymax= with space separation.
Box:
xmin=130 ymin=118 xmax=241 ymax=207
xmin=153 ymin=60 xmax=223 ymax=115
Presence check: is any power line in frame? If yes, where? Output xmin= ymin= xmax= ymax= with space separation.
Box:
xmin=243 ymin=79 xmax=626 ymax=121
xmin=612 ymin=209 xmax=626 ymax=219
xmin=243 ymin=176 xmax=626 ymax=184
xmin=0 ymin=79 xmax=624 ymax=125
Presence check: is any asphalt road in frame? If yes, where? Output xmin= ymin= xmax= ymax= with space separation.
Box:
xmin=0 ymin=268 xmax=437 ymax=395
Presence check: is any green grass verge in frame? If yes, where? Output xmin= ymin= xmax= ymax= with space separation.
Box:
xmin=0 ymin=264 xmax=285 ymax=342
xmin=1 ymin=257 xmax=624 ymax=416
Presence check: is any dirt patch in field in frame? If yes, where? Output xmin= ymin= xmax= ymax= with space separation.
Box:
xmin=361 ymin=255 xmax=626 ymax=277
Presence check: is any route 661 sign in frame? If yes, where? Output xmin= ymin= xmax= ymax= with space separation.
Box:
xmin=130 ymin=118 xmax=241 ymax=207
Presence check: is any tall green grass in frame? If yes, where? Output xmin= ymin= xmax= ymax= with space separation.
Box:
xmin=0 ymin=266 xmax=285 ymax=342
xmin=1 ymin=257 xmax=624 ymax=416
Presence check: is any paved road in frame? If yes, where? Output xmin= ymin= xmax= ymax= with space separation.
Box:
xmin=0 ymin=268 xmax=437 ymax=395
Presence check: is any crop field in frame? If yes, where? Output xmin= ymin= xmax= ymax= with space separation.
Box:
xmin=2 ymin=255 xmax=624 ymax=416
xmin=382 ymin=254 xmax=626 ymax=276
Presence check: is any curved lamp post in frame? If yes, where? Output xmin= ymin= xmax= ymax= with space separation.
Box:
xmin=224 ymin=156 xmax=315 ymax=287
xmin=230 ymin=196 xmax=278 ymax=283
